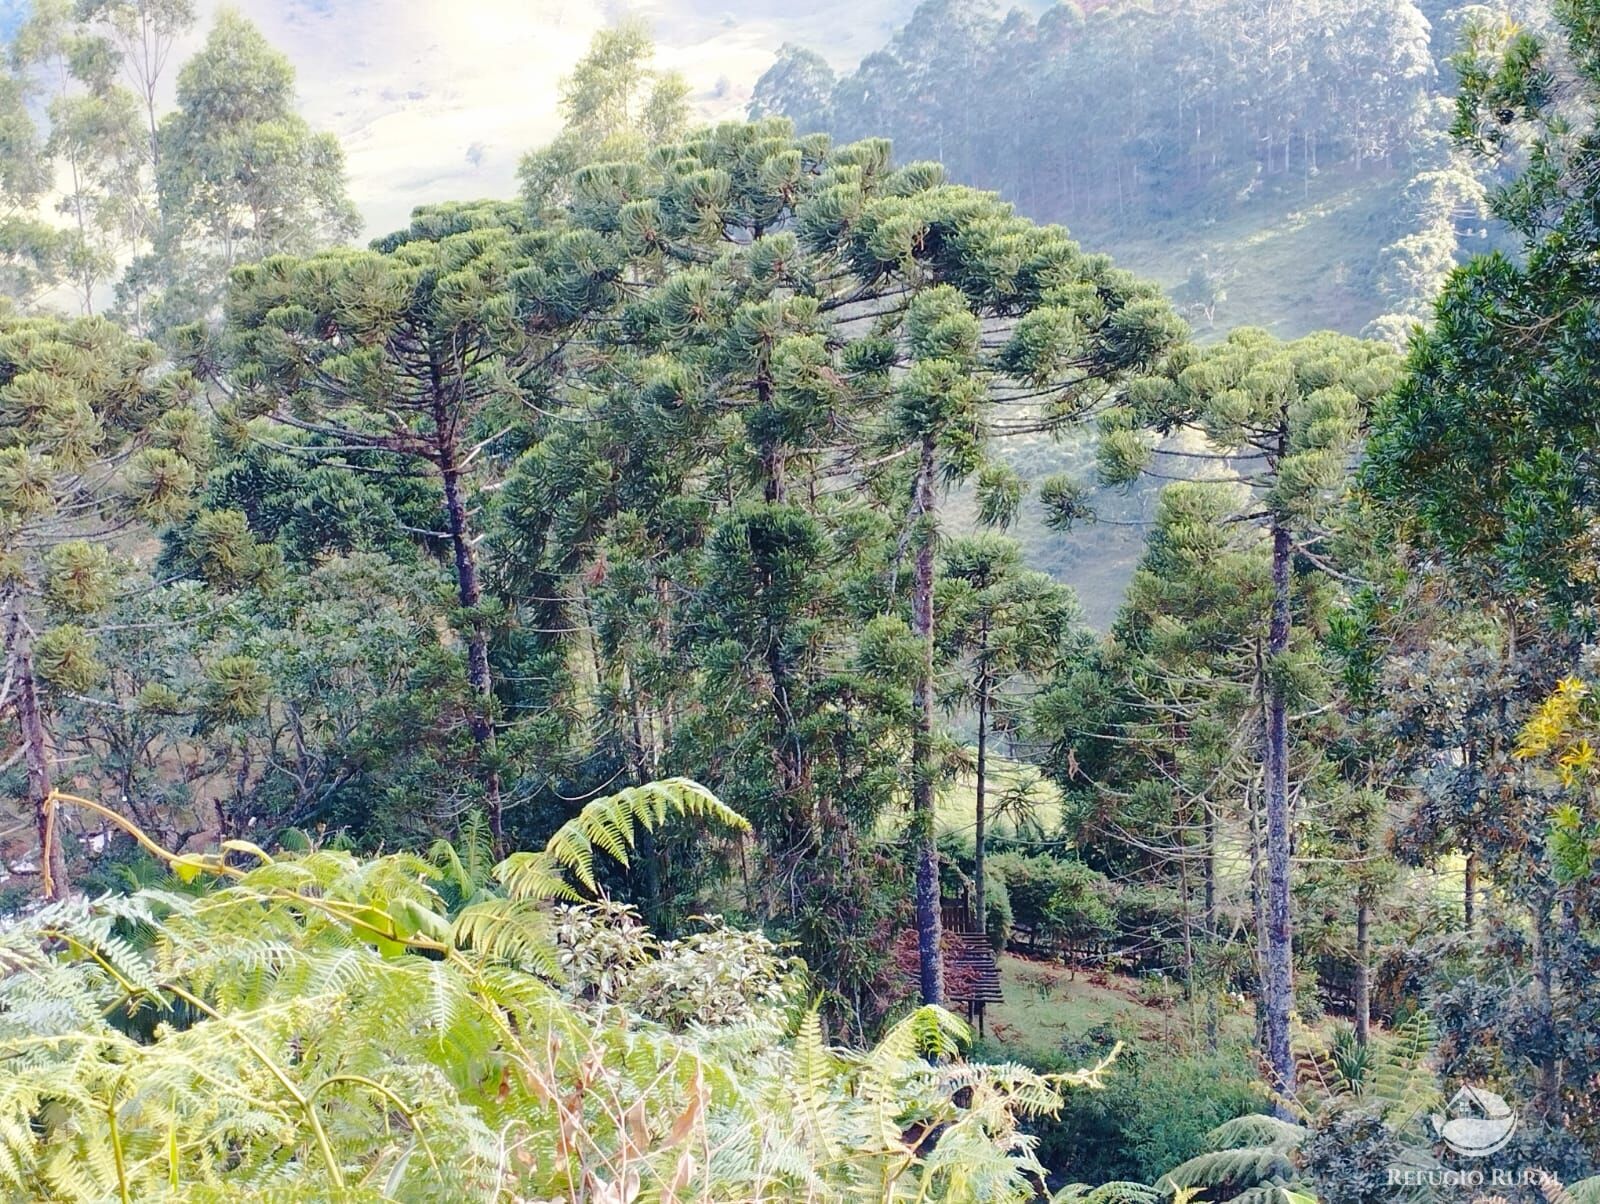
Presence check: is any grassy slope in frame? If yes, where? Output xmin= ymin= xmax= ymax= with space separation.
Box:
xmin=936 ymin=755 xmax=1064 ymax=842
xmin=1087 ymin=166 xmax=1409 ymax=340
xmin=981 ymin=953 xmax=1255 ymax=1058
xmin=957 ymin=167 xmax=1410 ymax=628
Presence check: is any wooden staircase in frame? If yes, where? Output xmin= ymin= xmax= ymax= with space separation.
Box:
xmin=938 ymin=900 xmax=1005 ymax=1035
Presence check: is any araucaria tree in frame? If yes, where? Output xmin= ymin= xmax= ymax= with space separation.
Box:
xmin=1114 ymin=329 xmax=1399 ymax=1101
xmin=494 ymin=121 xmax=1184 ymax=1009
xmin=938 ymin=533 xmax=1083 ymax=935
xmin=0 ymin=312 xmax=204 ymax=897
xmin=198 ymin=204 xmax=622 ymax=842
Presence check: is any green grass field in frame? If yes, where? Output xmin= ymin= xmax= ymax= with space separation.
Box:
xmin=980 ymin=953 xmax=1257 ymax=1058
xmin=1085 ymin=165 xmax=1408 ymax=341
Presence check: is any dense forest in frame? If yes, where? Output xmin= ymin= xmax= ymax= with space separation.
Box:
xmin=752 ymin=0 xmax=1554 ymax=620
xmin=3 ymin=0 xmax=1600 ymax=1201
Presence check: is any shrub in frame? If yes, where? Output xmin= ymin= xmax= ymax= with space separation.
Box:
xmin=991 ymin=1026 xmax=1265 ymax=1189
xmin=985 ymin=867 xmax=1014 ymax=951
xmin=990 ymin=852 xmax=1114 ymax=950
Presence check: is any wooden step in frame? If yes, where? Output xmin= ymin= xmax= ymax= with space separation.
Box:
xmin=943 ymin=931 xmax=1005 ymax=1004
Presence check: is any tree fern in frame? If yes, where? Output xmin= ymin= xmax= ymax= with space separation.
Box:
xmin=497 ymin=777 xmax=750 ymax=900
xmin=1155 ymin=1113 xmax=1313 ymax=1201
xmin=1205 ymin=1114 xmax=1309 ymax=1152
xmin=4 ymin=783 xmax=1092 ymax=1201
xmin=1365 ymin=1011 xmax=1440 ymax=1128
xmin=1051 ymin=1182 xmax=1164 ymax=1203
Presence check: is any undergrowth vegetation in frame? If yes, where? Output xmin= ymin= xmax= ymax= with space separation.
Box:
xmin=0 ymin=781 xmax=1114 ymax=1202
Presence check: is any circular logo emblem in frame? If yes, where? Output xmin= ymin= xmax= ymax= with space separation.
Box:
xmin=1432 ymin=1085 xmax=1518 ymax=1158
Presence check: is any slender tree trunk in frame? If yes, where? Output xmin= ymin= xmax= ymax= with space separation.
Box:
xmin=1180 ymin=833 xmax=1195 ymax=1019
xmin=1464 ymin=846 xmax=1478 ymax=934
xmin=432 ymin=395 xmax=501 ymax=842
xmin=6 ymin=606 xmax=67 ymax=900
xmin=1249 ymin=775 xmax=1268 ymax=1057
xmin=1263 ymin=517 xmax=1296 ymax=1108
xmin=1530 ymin=895 xmax=1563 ymax=1122
xmin=626 ymin=665 xmax=662 ymax=925
xmin=1204 ymin=796 xmax=1218 ymax=1051
xmin=912 ymin=435 xmax=943 ymax=1005
xmin=759 ymin=375 xmax=786 ymax=504
xmin=974 ymin=625 xmax=989 ymax=938
xmin=1355 ymin=895 xmax=1371 ymax=1046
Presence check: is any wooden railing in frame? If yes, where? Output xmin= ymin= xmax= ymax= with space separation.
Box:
xmin=941 ymin=901 xmax=974 ymax=933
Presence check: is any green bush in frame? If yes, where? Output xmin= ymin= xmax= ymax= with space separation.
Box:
xmin=990 ymin=851 xmax=1113 ymax=949
xmin=985 ymin=868 xmax=1014 ymax=951
xmin=982 ymin=1026 xmax=1265 ymax=1188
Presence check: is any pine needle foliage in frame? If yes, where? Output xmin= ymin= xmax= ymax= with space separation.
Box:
xmin=3 ymin=781 xmax=1104 ymax=1202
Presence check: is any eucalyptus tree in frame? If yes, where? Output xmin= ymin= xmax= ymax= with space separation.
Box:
xmin=74 ymin=0 xmax=195 ymax=173
xmin=517 ymin=20 xmax=689 ymax=213
xmin=937 ymin=533 xmax=1084 ymax=932
xmin=0 ymin=311 xmax=205 ymax=898
xmin=1109 ymin=328 xmax=1400 ymax=1101
xmin=8 ymin=0 xmax=143 ymax=312
xmin=759 ymin=0 xmax=1436 ymax=229
xmin=0 ymin=73 xmax=63 ymax=305
xmin=152 ymin=10 xmax=359 ymax=330
xmin=199 ymin=201 xmax=625 ymax=842
xmin=747 ymin=43 xmax=836 ymax=133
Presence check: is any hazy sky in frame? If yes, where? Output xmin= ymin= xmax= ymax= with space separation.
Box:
xmin=191 ymin=0 xmax=917 ymax=238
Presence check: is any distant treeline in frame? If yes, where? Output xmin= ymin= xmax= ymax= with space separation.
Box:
xmin=752 ymin=0 xmax=1539 ymax=341
xmin=754 ymin=0 xmax=1526 ymax=227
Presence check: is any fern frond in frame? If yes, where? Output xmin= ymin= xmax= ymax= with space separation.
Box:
xmin=1564 ymin=1175 xmax=1600 ymax=1204
xmin=1206 ymin=1114 xmax=1308 ymax=1152
xmin=449 ymin=898 xmax=562 ymax=976
xmin=497 ymin=778 xmax=747 ymax=899
xmin=1051 ymin=1183 xmax=1162 ymax=1204
xmin=1159 ymin=1145 xmax=1300 ymax=1193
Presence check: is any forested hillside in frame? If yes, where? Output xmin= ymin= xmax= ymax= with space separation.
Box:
xmin=3 ymin=2 xmax=1600 ymax=1202
xmin=750 ymin=0 xmax=1560 ymax=623
xmin=753 ymin=0 xmax=1532 ymax=342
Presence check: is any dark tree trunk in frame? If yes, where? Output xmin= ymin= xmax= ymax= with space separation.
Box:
xmin=6 ymin=606 xmax=67 ymax=900
xmin=1249 ymin=780 xmax=1268 ymax=1057
xmin=764 ymin=447 xmax=786 ymax=504
xmin=20 ymin=655 xmax=65 ymax=899
xmin=974 ymin=619 xmax=990 ymax=940
xmin=626 ymin=668 xmax=662 ymax=925
xmin=432 ymin=395 xmax=501 ymax=842
xmin=1355 ymin=896 xmax=1371 ymax=1047
xmin=912 ymin=435 xmax=944 ymax=1005
xmin=1205 ymin=797 xmax=1218 ymax=1051
xmin=1263 ymin=518 xmax=1296 ymax=1108
xmin=759 ymin=375 xmax=785 ymax=504
xmin=1530 ymin=894 xmax=1563 ymax=1123
xmin=1464 ymin=847 xmax=1478 ymax=935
